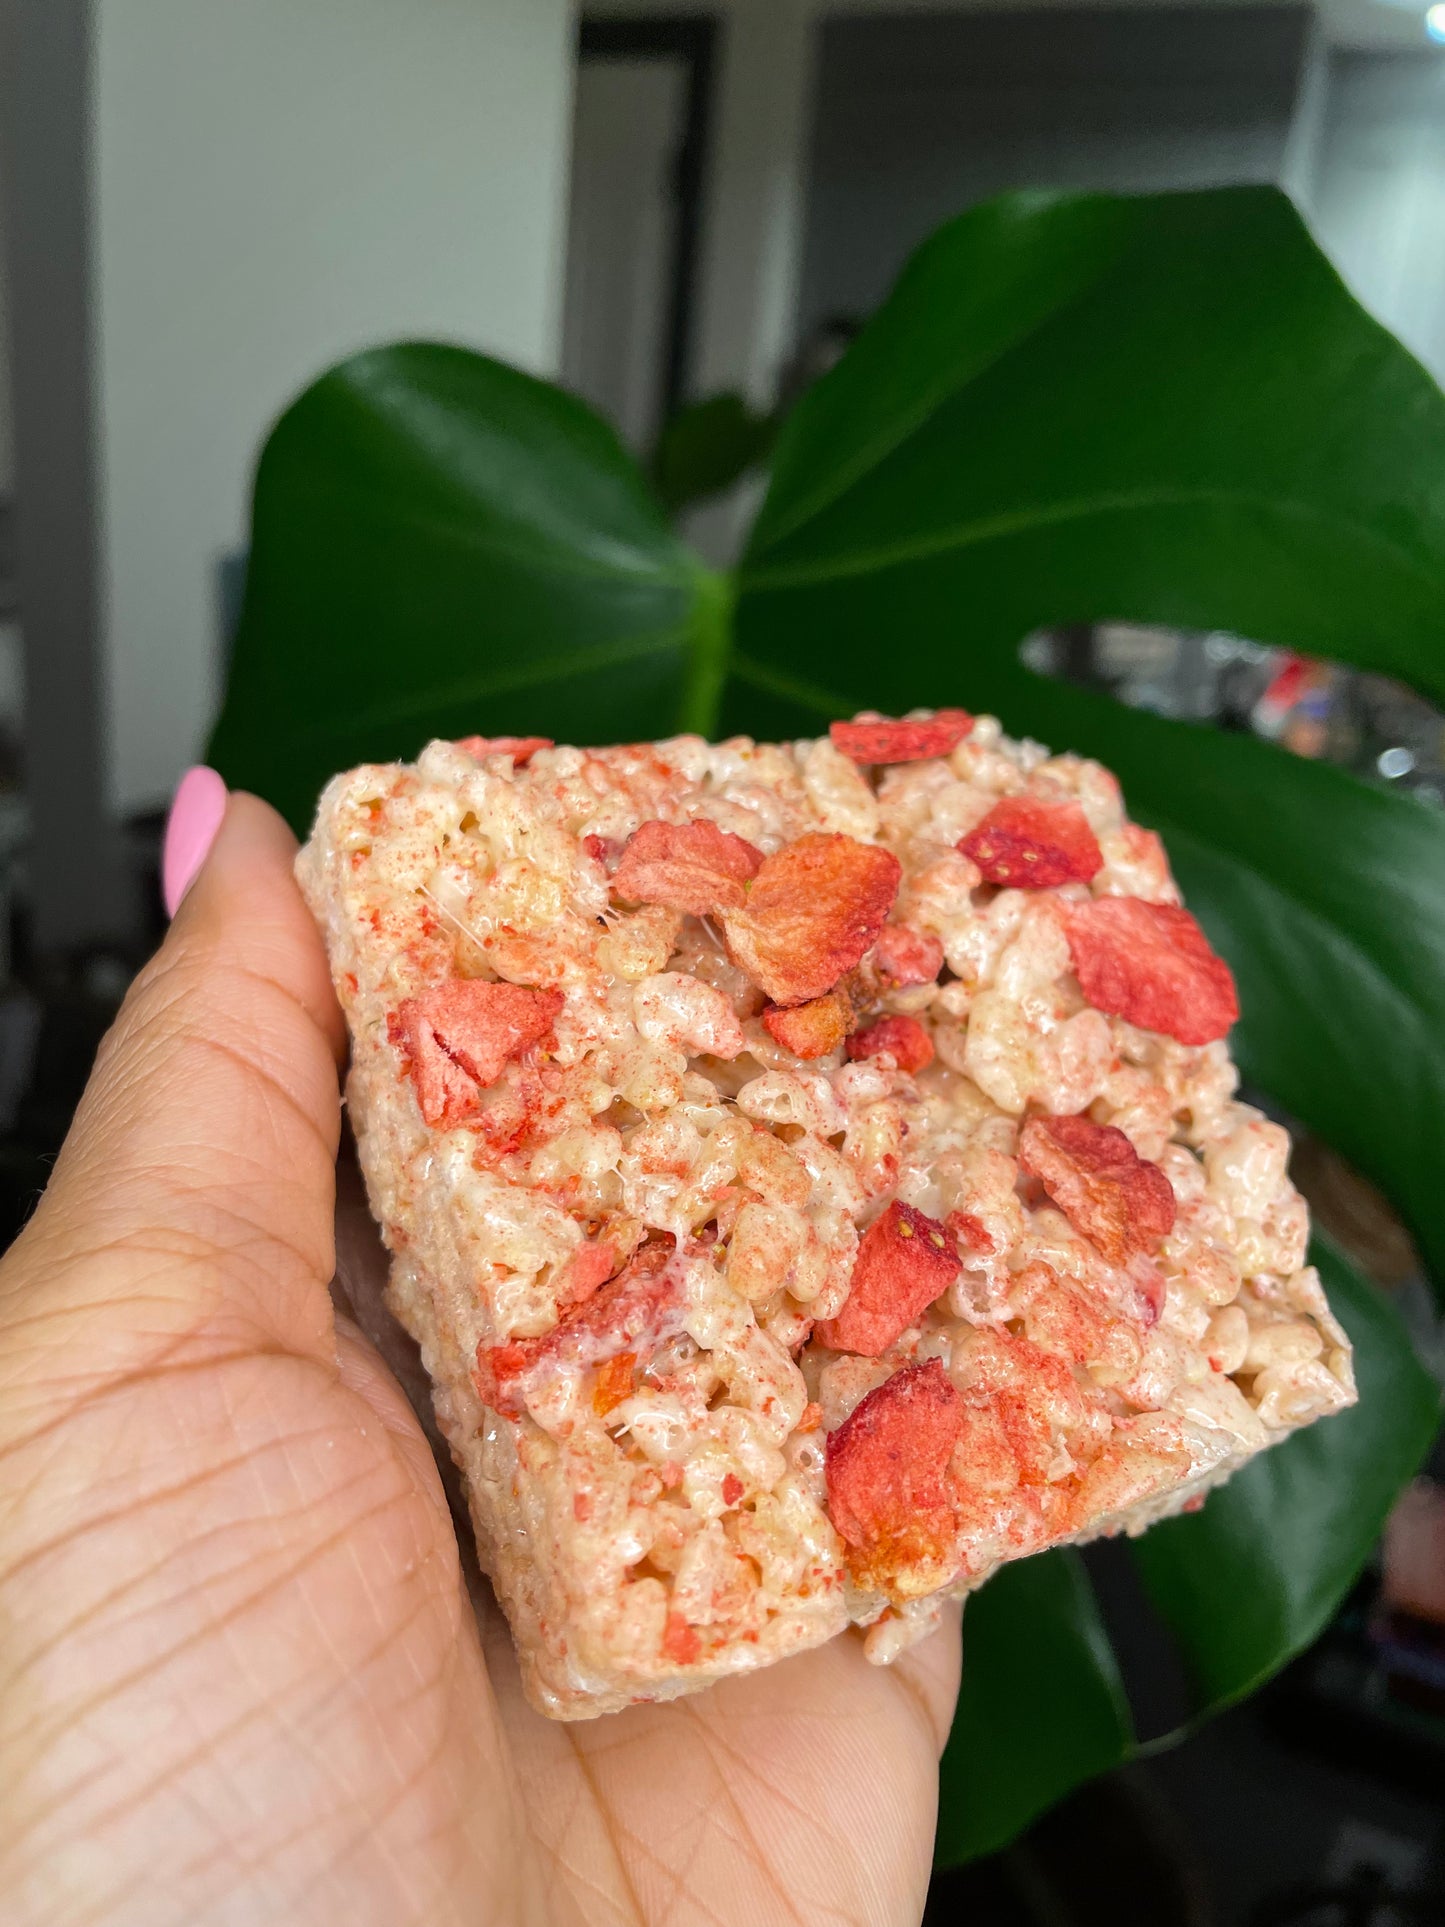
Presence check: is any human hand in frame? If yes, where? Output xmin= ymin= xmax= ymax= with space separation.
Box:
xmin=0 ymin=785 xmax=960 ymax=1926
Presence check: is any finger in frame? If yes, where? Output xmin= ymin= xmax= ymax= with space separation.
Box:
xmin=888 ymin=1597 xmax=964 ymax=1759
xmin=332 ymin=1133 xmax=449 ymax=1450
xmin=333 ymin=1314 xmax=458 ymax=1507
xmin=6 ymin=789 xmax=345 ymax=1357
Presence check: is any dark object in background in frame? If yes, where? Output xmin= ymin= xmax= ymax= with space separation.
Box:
xmin=649 ymin=391 xmax=775 ymax=516
xmin=1035 ymin=624 xmax=1445 ymax=809
xmin=1269 ymin=1473 xmax=1445 ymax=1807
xmin=926 ymin=1770 xmax=1212 ymax=1924
xmin=647 ymin=315 xmax=860 ymax=519
xmin=0 ymin=808 xmax=166 ymax=1251
xmin=926 ymin=1641 xmax=1445 ymax=1925
xmin=0 ymin=956 xmax=132 ymax=1248
xmin=1250 ymin=1865 xmax=1443 ymax=1924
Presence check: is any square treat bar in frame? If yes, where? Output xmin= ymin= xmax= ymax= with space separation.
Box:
xmin=298 ymin=714 xmax=1356 ymax=1717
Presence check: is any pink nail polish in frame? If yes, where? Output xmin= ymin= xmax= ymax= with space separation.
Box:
xmin=163 ymin=766 xmax=228 ymax=917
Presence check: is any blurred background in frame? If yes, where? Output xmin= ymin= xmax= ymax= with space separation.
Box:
xmin=3 ymin=4 xmax=1445 ymax=1918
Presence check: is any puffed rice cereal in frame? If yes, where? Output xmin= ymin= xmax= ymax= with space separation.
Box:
xmin=298 ymin=712 xmax=1356 ymax=1718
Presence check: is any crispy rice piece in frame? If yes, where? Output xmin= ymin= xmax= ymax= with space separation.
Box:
xmin=299 ymin=712 xmax=1356 ymax=1716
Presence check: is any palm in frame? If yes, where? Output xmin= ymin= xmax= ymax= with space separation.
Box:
xmin=0 ymin=796 xmax=956 ymax=1927
xmin=500 ymin=1567 xmax=956 ymax=1927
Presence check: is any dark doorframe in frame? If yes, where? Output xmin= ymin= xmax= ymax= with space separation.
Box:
xmin=578 ymin=15 xmax=718 ymax=419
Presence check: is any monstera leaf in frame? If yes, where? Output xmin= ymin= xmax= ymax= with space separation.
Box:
xmin=651 ymin=389 xmax=776 ymax=515
xmin=210 ymin=185 xmax=1443 ymax=1862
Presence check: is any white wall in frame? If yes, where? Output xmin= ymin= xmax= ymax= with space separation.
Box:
xmin=801 ymin=8 xmax=1310 ymax=331
xmin=690 ymin=0 xmax=814 ymax=410
xmin=562 ymin=58 xmax=690 ymax=449
xmin=1307 ymin=50 xmax=1445 ymax=384
xmin=92 ymin=0 xmax=576 ymax=813
xmin=585 ymin=0 xmax=814 ymax=412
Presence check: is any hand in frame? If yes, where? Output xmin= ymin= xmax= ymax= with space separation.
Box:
xmin=0 ymin=788 xmax=960 ymax=1927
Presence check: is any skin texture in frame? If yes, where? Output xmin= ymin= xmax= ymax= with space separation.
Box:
xmin=0 ymin=794 xmax=960 ymax=1927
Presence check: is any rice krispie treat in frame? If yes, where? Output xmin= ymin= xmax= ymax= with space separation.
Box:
xmin=298 ymin=712 xmax=1356 ymax=1717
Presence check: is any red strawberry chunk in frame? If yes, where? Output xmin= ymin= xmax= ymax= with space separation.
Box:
xmin=958 ymin=795 xmax=1103 ymax=888
xmin=1018 ymin=1113 xmax=1176 ymax=1267
xmin=830 ymin=711 xmax=973 ymax=764
xmin=723 ymin=833 xmax=901 ymax=1006
xmin=456 ymin=735 xmax=552 ymax=765
xmin=873 ymin=924 xmax=944 ymax=987
xmin=946 ymin=1209 xmax=996 ymax=1255
xmin=1129 ymin=1259 xmax=1166 ymax=1327
xmin=396 ymin=981 xmax=564 ymax=1127
xmin=592 ymin=1353 xmax=637 ymax=1416
xmin=475 ymin=1240 xmax=682 ymax=1418
xmin=662 ymin=1612 xmax=702 ymax=1664
xmin=847 ymin=1014 xmax=934 ymax=1074
xmin=611 ymin=818 xmax=764 ymax=916
xmin=816 ymin=1201 xmax=960 ymax=1356
xmin=825 ymin=1358 xmax=965 ymax=1586
xmin=1066 ymin=896 xmax=1238 ymax=1045
xmin=559 ymin=1240 xmax=618 ymax=1306
xmin=763 ymin=991 xmax=852 ymax=1059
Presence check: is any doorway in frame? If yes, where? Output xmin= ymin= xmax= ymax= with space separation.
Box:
xmin=560 ymin=17 xmax=717 ymax=451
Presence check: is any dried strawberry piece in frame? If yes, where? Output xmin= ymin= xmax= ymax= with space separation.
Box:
xmin=847 ymin=1015 xmax=934 ymax=1074
xmin=721 ymin=1473 xmax=745 ymax=1506
xmin=537 ymin=1240 xmax=677 ymax=1364
xmin=958 ymin=795 xmax=1103 ymax=888
xmin=472 ymin=1338 xmax=531 ymax=1417
xmin=1128 ymin=1258 xmax=1166 ymax=1327
xmin=611 ymin=818 xmax=764 ymax=916
xmin=825 ymin=1359 xmax=965 ymax=1589
xmin=475 ymin=1240 xmax=682 ymax=1418
xmin=816 ymin=1201 xmax=960 ymax=1356
xmin=559 ymin=1240 xmax=618 ymax=1307
xmin=396 ymin=981 xmax=565 ymax=1127
xmin=873 ymin=924 xmax=944 ymax=987
xmin=456 ymin=734 xmax=552 ymax=766
xmin=945 ymin=1210 xmax=996 ymax=1256
xmin=723 ymin=833 xmax=901 ymax=1006
xmin=389 ymin=1006 xmax=473 ymax=1126
xmin=592 ymin=1353 xmax=636 ymax=1416
xmin=830 ymin=710 xmax=973 ymax=764
xmin=763 ymin=990 xmax=852 ymax=1059
xmin=1066 ymin=896 xmax=1238 ymax=1045
xmin=662 ymin=1612 xmax=702 ymax=1664
xmin=1018 ymin=1113 xmax=1176 ymax=1267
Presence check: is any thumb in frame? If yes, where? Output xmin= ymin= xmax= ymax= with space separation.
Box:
xmin=5 ymin=783 xmax=346 ymax=1359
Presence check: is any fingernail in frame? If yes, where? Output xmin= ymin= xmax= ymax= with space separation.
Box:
xmin=163 ymin=766 xmax=228 ymax=917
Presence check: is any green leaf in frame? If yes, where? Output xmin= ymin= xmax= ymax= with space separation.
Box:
xmin=737 ymin=186 xmax=1445 ymax=713
xmin=936 ymin=1550 xmax=1133 ymax=1868
xmin=650 ymin=391 xmax=775 ymax=518
xmin=1131 ymin=1235 xmax=1440 ymax=1718
xmin=209 ymin=344 xmax=720 ymax=831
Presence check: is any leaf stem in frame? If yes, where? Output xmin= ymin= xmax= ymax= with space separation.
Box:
xmin=677 ymin=568 xmax=735 ymax=738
